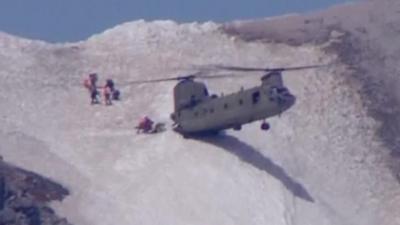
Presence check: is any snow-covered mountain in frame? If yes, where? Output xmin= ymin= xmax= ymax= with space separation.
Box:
xmin=1 ymin=0 xmax=399 ymax=225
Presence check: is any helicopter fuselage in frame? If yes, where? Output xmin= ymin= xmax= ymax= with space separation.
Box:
xmin=130 ymin=64 xmax=323 ymax=136
xmin=171 ymin=82 xmax=296 ymax=135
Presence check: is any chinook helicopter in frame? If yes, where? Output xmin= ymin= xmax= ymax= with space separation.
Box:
xmin=130 ymin=64 xmax=324 ymax=137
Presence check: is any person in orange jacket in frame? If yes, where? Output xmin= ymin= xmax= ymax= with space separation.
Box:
xmin=136 ymin=116 xmax=154 ymax=133
xmin=83 ymin=73 xmax=99 ymax=104
xmin=103 ymin=85 xmax=112 ymax=105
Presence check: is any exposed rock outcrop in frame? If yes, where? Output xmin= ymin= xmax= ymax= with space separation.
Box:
xmin=0 ymin=157 xmax=71 ymax=225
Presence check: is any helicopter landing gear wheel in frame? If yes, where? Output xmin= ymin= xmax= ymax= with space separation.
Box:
xmin=261 ymin=122 xmax=270 ymax=131
xmin=233 ymin=125 xmax=242 ymax=131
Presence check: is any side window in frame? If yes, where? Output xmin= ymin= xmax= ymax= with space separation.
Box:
xmin=190 ymin=95 xmax=196 ymax=107
xmin=252 ymin=91 xmax=260 ymax=104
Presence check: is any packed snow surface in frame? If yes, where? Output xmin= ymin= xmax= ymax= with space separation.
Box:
xmin=1 ymin=1 xmax=400 ymax=225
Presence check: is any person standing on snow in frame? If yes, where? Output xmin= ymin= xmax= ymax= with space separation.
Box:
xmin=83 ymin=73 xmax=99 ymax=105
xmin=105 ymin=79 xmax=121 ymax=101
xmin=103 ymin=84 xmax=112 ymax=105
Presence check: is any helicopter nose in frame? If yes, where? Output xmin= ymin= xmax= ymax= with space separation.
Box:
xmin=282 ymin=93 xmax=296 ymax=109
xmin=289 ymin=94 xmax=296 ymax=105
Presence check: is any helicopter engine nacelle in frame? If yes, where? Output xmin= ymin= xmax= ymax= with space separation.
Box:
xmin=173 ymin=79 xmax=209 ymax=111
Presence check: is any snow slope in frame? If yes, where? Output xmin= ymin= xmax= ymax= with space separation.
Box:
xmin=1 ymin=1 xmax=399 ymax=225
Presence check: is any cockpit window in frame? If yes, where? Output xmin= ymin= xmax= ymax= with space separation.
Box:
xmin=204 ymin=88 xmax=209 ymax=96
xmin=277 ymin=87 xmax=288 ymax=94
xmin=252 ymin=91 xmax=260 ymax=104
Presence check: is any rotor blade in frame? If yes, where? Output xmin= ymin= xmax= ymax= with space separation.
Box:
xmin=122 ymin=72 xmax=201 ymax=85
xmin=275 ymin=64 xmax=328 ymax=72
xmin=211 ymin=64 xmax=328 ymax=72
xmin=212 ymin=65 xmax=268 ymax=72
xmin=197 ymin=73 xmax=258 ymax=79
xmin=125 ymin=77 xmax=183 ymax=84
xmin=194 ymin=64 xmax=329 ymax=79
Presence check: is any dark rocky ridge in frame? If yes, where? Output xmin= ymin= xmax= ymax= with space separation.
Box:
xmin=0 ymin=157 xmax=71 ymax=225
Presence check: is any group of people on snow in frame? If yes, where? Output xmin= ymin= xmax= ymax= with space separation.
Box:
xmin=83 ymin=73 xmax=120 ymax=105
xmin=83 ymin=73 xmax=163 ymax=134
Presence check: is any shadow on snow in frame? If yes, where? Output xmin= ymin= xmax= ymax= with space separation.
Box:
xmin=193 ymin=133 xmax=314 ymax=202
